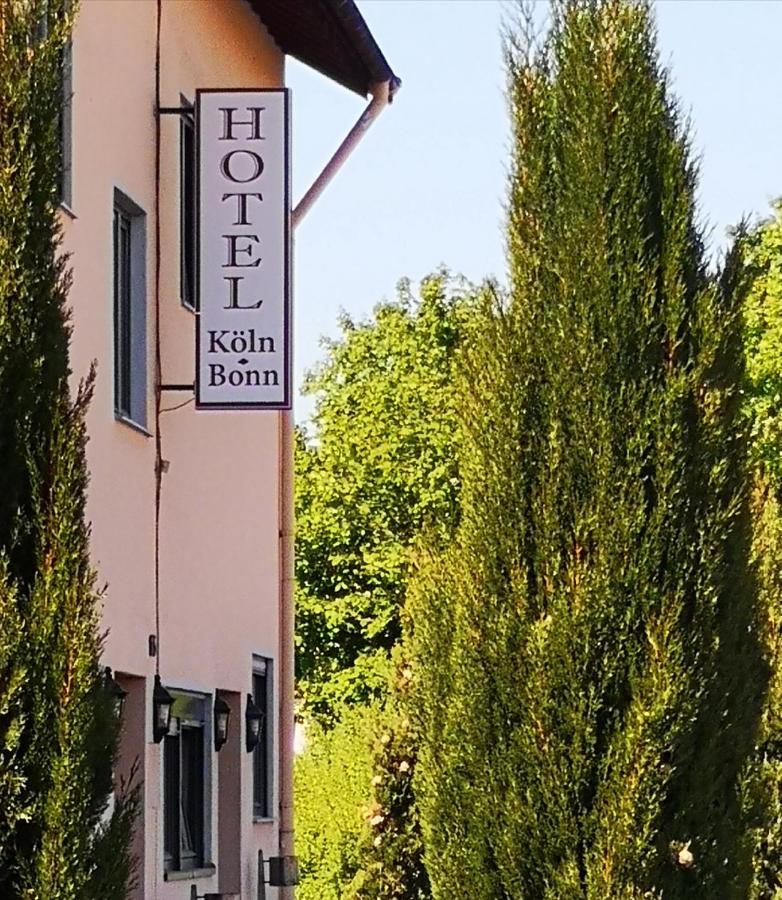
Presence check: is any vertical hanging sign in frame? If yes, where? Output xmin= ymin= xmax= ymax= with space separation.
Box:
xmin=196 ymin=89 xmax=291 ymax=409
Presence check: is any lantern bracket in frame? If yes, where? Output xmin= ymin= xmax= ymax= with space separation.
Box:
xmin=189 ymin=887 xmax=229 ymax=900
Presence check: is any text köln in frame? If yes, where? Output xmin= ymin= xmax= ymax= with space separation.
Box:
xmin=207 ymin=329 xmax=278 ymax=387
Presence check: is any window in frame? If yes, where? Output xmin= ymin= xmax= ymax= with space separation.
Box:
xmin=253 ymin=658 xmax=272 ymax=820
xmin=163 ymin=693 xmax=209 ymax=874
xmin=58 ymin=38 xmax=73 ymax=207
xmin=36 ymin=2 xmax=73 ymax=207
xmin=112 ymin=191 xmax=147 ymax=427
xmin=114 ymin=208 xmax=132 ymax=416
xmin=180 ymin=103 xmax=196 ymax=309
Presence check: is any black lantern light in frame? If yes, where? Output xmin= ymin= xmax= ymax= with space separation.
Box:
xmin=104 ymin=667 xmax=128 ymax=718
xmin=152 ymin=675 xmax=174 ymax=744
xmin=245 ymin=693 xmax=264 ymax=753
xmin=214 ymin=693 xmax=231 ymax=752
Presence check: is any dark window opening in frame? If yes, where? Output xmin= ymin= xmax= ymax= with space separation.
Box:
xmin=180 ymin=108 xmax=196 ymax=309
xmin=163 ymin=697 xmax=207 ymax=873
xmin=163 ymin=730 xmax=180 ymax=864
xmin=253 ymin=660 xmax=271 ymax=819
xmin=113 ymin=207 xmax=132 ymax=418
xmin=36 ymin=4 xmax=72 ymax=207
xmin=58 ymin=38 xmax=73 ymax=207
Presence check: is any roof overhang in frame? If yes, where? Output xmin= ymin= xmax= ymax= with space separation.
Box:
xmin=247 ymin=0 xmax=400 ymax=98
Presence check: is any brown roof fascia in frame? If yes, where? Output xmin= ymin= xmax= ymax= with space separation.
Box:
xmin=248 ymin=0 xmax=400 ymax=98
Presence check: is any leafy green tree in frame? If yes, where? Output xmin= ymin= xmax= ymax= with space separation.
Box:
xmin=410 ymin=2 xmax=763 ymax=897
xmin=741 ymin=203 xmax=782 ymax=496
xmin=296 ymin=274 xmax=471 ymax=898
xmin=296 ymin=272 xmax=470 ymax=722
xmin=735 ymin=205 xmax=782 ymax=896
xmin=0 ymin=1 xmax=138 ymax=895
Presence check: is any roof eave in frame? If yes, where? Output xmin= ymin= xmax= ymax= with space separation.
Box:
xmin=248 ymin=0 xmax=400 ymax=99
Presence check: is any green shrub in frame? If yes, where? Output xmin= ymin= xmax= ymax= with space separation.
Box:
xmin=346 ymin=653 xmax=430 ymax=900
xmin=744 ymin=483 xmax=782 ymax=897
xmin=296 ymin=701 xmax=384 ymax=900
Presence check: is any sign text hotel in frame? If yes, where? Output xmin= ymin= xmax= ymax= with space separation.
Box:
xmin=196 ymin=89 xmax=291 ymax=409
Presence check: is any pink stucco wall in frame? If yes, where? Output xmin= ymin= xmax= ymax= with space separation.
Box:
xmin=60 ymin=1 xmax=285 ymax=896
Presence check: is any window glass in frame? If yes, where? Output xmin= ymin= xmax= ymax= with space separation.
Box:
xmin=180 ymin=726 xmax=204 ymax=868
xmin=58 ymin=39 xmax=73 ymax=207
xmin=163 ymin=694 xmax=207 ymax=873
xmin=253 ymin=659 xmax=271 ymax=819
xmin=113 ymin=208 xmax=132 ymax=417
xmin=112 ymin=191 xmax=146 ymax=427
xmin=38 ymin=3 xmax=73 ymax=207
xmin=163 ymin=728 xmax=180 ymax=866
xmin=180 ymin=107 xmax=196 ymax=309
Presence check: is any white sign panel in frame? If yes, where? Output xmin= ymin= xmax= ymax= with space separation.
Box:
xmin=196 ymin=89 xmax=291 ymax=409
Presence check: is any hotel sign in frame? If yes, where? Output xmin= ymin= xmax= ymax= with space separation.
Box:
xmin=196 ymin=89 xmax=291 ymax=409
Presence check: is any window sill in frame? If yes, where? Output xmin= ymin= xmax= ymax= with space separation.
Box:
xmin=164 ymin=864 xmax=216 ymax=882
xmin=181 ymin=298 xmax=196 ymax=314
xmin=253 ymin=816 xmax=276 ymax=825
xmin=58 ymin=201 xmax=77 ymax=220
xmin=114 ymin=412 xmax=152 ymax=437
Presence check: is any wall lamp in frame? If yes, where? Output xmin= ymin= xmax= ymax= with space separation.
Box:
xmin=104 ymin=667 xmax=128 ymax=718
xmin=213 ymin=693 xmax=231 ymax=752
xmin=152 ymin=675 xmax=174 ymax=743
xmin=245 ymin=693 xmax=264 ymax=753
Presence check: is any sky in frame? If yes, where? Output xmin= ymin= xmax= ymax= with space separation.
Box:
xmin=288 ymin=0 xmax=782 ymax=422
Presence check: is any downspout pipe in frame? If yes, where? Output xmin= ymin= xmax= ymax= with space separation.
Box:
xmin=279 ymin=76 xmax=399 ymax=899
xmin=291 ymin=77 xmax=400 ymax=229
xmin=278 ymin=407 xmax=296 ymax=898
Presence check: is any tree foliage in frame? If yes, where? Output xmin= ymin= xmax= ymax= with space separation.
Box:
xmin=737 ymin=206 xmax=782 ymax=897
xmin=0 ymin=1 xmax=138 ymax=895
xmin=745 ymin=482 xmax=782 ymax=899
xmin=295 ymin=273 xmax=470 ymax=721
xmin=295 ymin=699 xmax=385 ymax=900
xmin=346 ymin=651 xmax=430 ymax=900
xmin=0 ymin=0 xmax=71 ymax=589
xmin=296 ymin=657 xmax=430 ymax=900
xmin=410 ymin=2 xmax=763 ymax=897
xmin=741 ymin=203 xmax=782 ymax=496
xmin=295 ymin=275 xmax=470 ymax=899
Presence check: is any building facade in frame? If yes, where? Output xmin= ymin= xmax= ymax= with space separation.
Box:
xmin=58 ymin=2 xmax=396 ymax=897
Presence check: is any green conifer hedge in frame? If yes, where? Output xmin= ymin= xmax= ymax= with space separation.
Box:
xmin=0 ymin=1 xmax=138 ymax=896
xmin=410 ymin=2 xmax=763 ymax=897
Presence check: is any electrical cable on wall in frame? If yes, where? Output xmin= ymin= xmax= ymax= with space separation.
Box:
xmin=161 ymin=396 xmax=194 ymax=414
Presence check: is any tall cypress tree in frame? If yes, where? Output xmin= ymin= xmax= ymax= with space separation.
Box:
xmin=0 ymin=1 xmax=138 ymax=896
xmin=411 ymin=2 xmax=763 ymax=897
